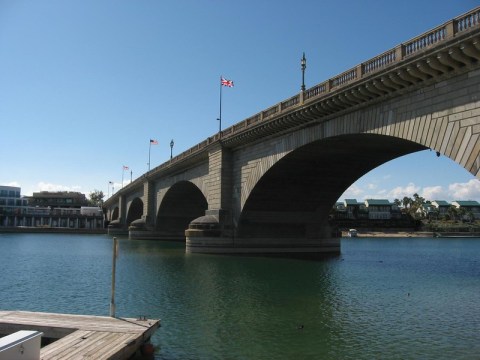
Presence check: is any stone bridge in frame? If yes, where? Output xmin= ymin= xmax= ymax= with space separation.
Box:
xmin=105 ymin=7 xmax=480 ymax=254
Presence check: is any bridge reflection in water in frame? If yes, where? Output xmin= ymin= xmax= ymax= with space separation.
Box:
xmin=105 ymin=7 xmax=480 ymax=254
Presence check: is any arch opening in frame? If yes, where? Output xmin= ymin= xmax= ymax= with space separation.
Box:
xmin=156 ymin=181 xmax=208 ymax=239
xmin=126 ymin=198 xmax=143 ymax=226
xmin=111 ymin=207 xmax=119 ymax=221
xmin=238 ymin=134 xmax=427 ymax=238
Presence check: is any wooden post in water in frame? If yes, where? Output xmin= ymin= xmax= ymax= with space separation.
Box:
xmin=110 ymin=237 xmax=118 ymax=317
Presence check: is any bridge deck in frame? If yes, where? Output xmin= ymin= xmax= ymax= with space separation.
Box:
xmin=0 ymin=310 xmax=160 ymax=360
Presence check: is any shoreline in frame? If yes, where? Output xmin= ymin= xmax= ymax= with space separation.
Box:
xmin=349 ymin=231 xmax=434 ymax=238
xmin=1 ymin=227 xmax=478 ymax=238
xmin=342 ymin=230 xmax=480 ymax=238
xmin=0 ymin=226 xmax=107 ymax=234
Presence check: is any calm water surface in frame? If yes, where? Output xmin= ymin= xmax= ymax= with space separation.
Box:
xmin=1 ymin=233 xmax=479 ymax=359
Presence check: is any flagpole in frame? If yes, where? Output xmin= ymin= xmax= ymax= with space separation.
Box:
xmin=148 ymin=141 xmax=151 ymax=171
xmin=218 ymin=75 xmax=222 ymax=137
xmin=121 ymin=168 xmax=124 ymax=188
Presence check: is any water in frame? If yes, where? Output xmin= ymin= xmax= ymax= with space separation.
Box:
xmin=1 ymin=233 xmax=479 ymax=359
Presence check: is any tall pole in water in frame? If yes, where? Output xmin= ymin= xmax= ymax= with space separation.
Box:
xmin=110 ymin=237 xmax=118 ymax=317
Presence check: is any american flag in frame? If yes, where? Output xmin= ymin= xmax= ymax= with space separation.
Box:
xmin=123 ymin=165 xmax=129 ymax=170
xmin=221 ymin=77 xmax=234 ymax=87
xmin=150 ymin=139 xmax=158 ymax=145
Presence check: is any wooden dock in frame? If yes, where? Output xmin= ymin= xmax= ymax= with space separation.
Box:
xmin=0 ymin=310 xmax=160 ymax=360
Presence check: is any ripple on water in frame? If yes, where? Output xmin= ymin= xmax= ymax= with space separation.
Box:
xmin=1 ymin=235 xmax=480 ymax=359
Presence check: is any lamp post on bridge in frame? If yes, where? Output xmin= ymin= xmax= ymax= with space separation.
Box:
xmin=108 ymin=181 xmax=113 ymax=199
xmin=170 ymin=139 xmax=174 ymax=159
xmin=301 ymin=52 xmax=307 ymax=92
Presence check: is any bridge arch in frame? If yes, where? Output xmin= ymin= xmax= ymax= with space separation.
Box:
xmin=236 ymin=68 xmax=480 ymax=221
xmin=110 ymin=207 xmax=119 ymax=221
xmin=237 ymin=134 xmax=427 ymax=238
xmin=156 ymin=180 xmax=208 ymax=239
xmin=126 ymin=198 xmax=143 ymax=226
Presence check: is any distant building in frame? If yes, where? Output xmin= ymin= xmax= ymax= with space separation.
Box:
xmin=452 ymin=200 xmax=480 ymax=220
xmin=27 ymin=191 xmax=89 ymax=208
xmin=0 ymin=187 xmax=103 ymax=229
xmin=332 ymin=197 xmax=480 ymax=226
xmin=0 ymin=186 xmax=29 ymax=225
xmin=431 ymin=200 xmax=450 ymax=218
xmin=343 ymin=199 xmax=368 ymax=219
xmin=417 ymin=203 xmax=438 ymax=219
xmin=333 ymin=202 xmax=347 ymax=219
xmin=365 ymin=199 xmax=392 ymax=220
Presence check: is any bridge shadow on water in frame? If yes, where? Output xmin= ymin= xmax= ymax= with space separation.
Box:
xmin=196 ymin=250 xmax=343 ymax=262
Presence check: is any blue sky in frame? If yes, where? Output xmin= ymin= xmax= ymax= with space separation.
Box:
xmin=1 ymin=0 xmax=479 ymax=202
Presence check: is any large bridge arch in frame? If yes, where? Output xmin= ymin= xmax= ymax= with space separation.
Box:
xmin=110 ymin=207 xmax=119 ymax=221
xmin=235 ymin=68 xmax=480 ymax=222
xmin=126 ymin=197 xmax=143 ymax=226
xmin=237 ymin=134 xmax=426 ymax=238
xmin=155 ymin=181 xmax=208 ymax=240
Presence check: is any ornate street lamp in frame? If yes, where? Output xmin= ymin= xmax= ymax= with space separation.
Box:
xmin=301 ymin=52 xmax=306 ymax=92
xmin=170 ymin=139 xmax=174 ymax=159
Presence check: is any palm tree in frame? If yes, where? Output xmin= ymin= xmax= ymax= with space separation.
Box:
xmin=447 ymin=206 xmax=458 ymax=222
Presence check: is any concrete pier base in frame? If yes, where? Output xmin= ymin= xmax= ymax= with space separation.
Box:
xmin=107 ymin=227 xmax=129 ymax=237
xmin=185 ymin=235 xmax=340 ymax=254
xmin=129 ymin=229 xmax=184 ymax=241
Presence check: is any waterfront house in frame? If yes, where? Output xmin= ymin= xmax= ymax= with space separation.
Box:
xmin=451 ymin=200 xmax=480 ymax=220
xmin=417 ymin=203 xmax=439 ymax=219
xmin=334 ymin=202 xmax=347 ymax=219
xmin=344 ymin=199 xmax=368 ymax=219
xmin=364 ymin=199 xmax=392 ymax=220
xmin=431 ymin=200 xmax=451 ymax=219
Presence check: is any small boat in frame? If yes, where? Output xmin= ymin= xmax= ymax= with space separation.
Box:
xmin=348 ymin=229 xmax=358 ymax=237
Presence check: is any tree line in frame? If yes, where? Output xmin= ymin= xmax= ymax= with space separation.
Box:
xmin=393 ymin=193 xmax=476 ymax=222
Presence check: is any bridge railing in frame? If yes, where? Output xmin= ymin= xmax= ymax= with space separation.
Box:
xmin=146 ymin=7 xmax=480 ymax=178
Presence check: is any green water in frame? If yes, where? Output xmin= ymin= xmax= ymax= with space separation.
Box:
xmin=1 ymin=233 xmax=479 ymax=359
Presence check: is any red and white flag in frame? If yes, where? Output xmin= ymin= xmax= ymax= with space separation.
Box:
xmin=221 ymin=77 xmax=234 ymax=87
xmin=150 ymin=139 xmax=158 ymax=145
xmin=123 ymin=165 xmax=129 ymax=170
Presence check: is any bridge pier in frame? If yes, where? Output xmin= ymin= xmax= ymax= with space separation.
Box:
xmin=107 ymin=220 xmax=129 ymax=236
xmin=185 ymin=209 xmax=341 ymax=254
xmin=185 ymin=234 xmax=340 ymax=254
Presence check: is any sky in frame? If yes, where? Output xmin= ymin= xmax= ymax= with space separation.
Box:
xmin=1 ymin=0 xmax=479 ymax=203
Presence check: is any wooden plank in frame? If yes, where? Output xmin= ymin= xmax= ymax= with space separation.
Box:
xmin=82 ymin=333 xmax=137 ymax=360
xmin=0 ymin=311 xmax=159 ymax=334
xmin=0 ymin=311 xmax=160 ymax=360
xmin=52 ymin=332 xmax=121 ymax=360
xmin=39 ymin=330 xmax=93 ymax=358
xmin=42 ymin=331 xmax=113 ymax=360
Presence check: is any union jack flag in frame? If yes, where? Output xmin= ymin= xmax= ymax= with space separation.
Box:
xmin=221 ymin=77 xmax=234 ymax=87
xmin=123 ymin=165 xmax=129 ymax=170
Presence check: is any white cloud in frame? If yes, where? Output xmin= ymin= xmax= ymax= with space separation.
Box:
xmin=385 ymin=182 xmax=421 ymax=200
xmin=421 ymin=185 xmax=447 ymax=201
xmin=448 ymin=179 xmax=480 ymax=200
xmin=341 ymin=184 xmax=364 ymax=198
xmin=337 ymin=179 xmax=480 ymax=203
xmin=6 ymin=181 xmax=20 ymax=187
xmin=367 ymin=183 xmax=377 ymax=190
xmin=37 ymin=182 xmax=82 ymax=192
